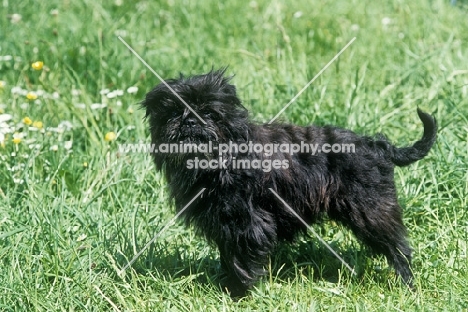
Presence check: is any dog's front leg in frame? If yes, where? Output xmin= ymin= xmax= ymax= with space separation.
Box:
xmin=216 ymin=211 xmax=277 ymax=297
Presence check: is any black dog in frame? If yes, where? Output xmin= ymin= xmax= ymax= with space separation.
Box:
xmin=141 ymin=69 xmax=437 ymax=296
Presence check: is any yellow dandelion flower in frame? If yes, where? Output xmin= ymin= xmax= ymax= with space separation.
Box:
xmin=83 ymin=162 xmax=88 ymax=168
xmin=12 ymin=137 xmax=21 ymax=144
xmin=32 ymin=121 xmax=43 ymax=129
xmin=26 ymin=92 xmax=38 ymax=100
xmin=31 ymin=61 xmax=44 ymax=70
xmin=104 ymin=131 xmax=116 ymax=142
xmin=23 ymin=117 xmax=32 ymax=125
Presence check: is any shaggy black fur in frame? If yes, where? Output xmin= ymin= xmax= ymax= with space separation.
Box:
xmin=141 ymin=69 xmax=437 ymax=297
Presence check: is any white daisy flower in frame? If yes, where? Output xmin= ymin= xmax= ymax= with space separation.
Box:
xmin=64 ymin=140 xmax=73 ymax=150
xmin=10 ymin=14 xmax=22 ymax=23
xmin=127 ymin=86 xmax=138 ymax=94
xmin=90 ymin=103 xmax=107 ymax=110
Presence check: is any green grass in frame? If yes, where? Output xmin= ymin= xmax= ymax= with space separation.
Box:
xmin=1 ymin=0 xmax=467 ymax=310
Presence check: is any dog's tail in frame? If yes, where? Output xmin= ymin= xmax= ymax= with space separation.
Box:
xmin=390 ymin=108 xmax=437 ymax=166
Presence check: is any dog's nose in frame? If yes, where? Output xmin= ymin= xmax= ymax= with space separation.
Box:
xmin=184 ymin=117 xmax=197 ymax=127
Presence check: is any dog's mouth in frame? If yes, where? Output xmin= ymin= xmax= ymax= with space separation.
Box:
xmin=166 ymin=123 xmax=219 ymax=145
xmin=180 ymin=124 xmax=204 ymax=139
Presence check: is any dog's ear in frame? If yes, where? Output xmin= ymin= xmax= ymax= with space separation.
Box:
xmin=223 ymin=81 xmax=237 ymax=97
xmin=141 ymin=81 xmax=175 ymax=118
xmin=215 ymin=69 xmax=241 ymax=101
xmin=208 ymin=67 xmax=235 ymax=94
xmin=141 ymin=85 xmax=161 ymax=117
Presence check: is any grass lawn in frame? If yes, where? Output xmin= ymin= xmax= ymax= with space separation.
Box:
xmin=1 ymin=0 xmax=467 ymax=310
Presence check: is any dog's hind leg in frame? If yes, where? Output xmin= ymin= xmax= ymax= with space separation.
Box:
xmin=332 ymin=200 xmax=414 ymax=287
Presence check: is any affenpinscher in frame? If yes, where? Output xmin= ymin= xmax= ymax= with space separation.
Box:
xmin=141 ymin=69 xmax=437 ymax=296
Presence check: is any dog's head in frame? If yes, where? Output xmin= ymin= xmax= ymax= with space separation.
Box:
xmin=142 ymin=69 xmax=249 ymax=145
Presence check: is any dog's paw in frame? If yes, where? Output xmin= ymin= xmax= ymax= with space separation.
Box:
xmin=220 ymin=277 xmax=249 ymax=298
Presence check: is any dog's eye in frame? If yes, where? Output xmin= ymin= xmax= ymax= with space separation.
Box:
xmin=170 ymin=111 xmax=180 ymax=118
xmin=203 ymin=111 xmax=213 ymax=118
